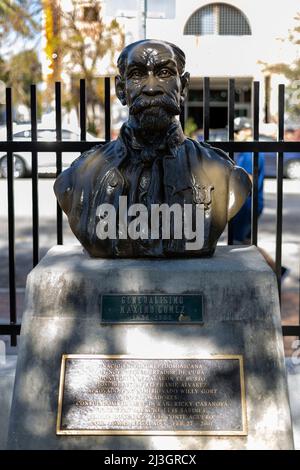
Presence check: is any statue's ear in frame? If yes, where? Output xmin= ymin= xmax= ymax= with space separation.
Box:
xmin=180 ymin=72 xmax=190 ymax=105
xmin=115 ymin=75 xmax=127 ymax=105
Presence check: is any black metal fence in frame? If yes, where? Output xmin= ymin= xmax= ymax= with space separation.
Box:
xmin=0 ymin=77 xmax=299 ymax=346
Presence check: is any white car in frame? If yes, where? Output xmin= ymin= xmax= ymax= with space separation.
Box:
xmin=0 ymin=125 xmax=98 ymax=178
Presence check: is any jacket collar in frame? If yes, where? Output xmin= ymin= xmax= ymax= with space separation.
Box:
xmin=117 ymin=120 xmax=186 ymax=157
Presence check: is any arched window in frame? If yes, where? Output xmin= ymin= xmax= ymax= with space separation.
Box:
xmin=184 ymin=3 xmax=251 ymax=36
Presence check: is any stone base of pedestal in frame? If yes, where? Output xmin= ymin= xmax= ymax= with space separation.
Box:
xmin=7 ymin=245 xmax=293 ymax=449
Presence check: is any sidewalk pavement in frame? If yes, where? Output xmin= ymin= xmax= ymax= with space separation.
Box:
xmin=0 ymin=355 xmax=16 ymax=449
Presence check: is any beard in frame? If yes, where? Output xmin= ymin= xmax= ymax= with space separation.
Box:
xmin=129 ymin=95 xmax=180 ymax=132
xmin=135 ymin=107 xmax=174 ymax=131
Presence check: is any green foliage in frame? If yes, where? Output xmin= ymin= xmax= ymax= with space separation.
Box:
xmin=0 ymin=55 xmax=8 ymax=82
xmin=55 ymin=0 xmax=124 ymax=134
xmin=0 ymin=0 xmax=40 ymax=43
xmin=0 ymin=49 xmax=42 ymax=116
xmin=263 ymin=12 xmax=300 ymax=119
xmin=0 ymin=1 xmax=42 ymax=117
xmin=42 ymin=1 xmax=124 ymax=133
xmin=184 ymin=117 xmax=198 ymax=137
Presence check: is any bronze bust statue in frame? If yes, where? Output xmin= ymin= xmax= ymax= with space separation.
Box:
xmin=54 ymin=39 xmax=251 ymax=258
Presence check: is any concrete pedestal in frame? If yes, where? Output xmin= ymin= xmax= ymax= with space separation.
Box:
xmin=7 ymin=245 xmax=293 ymax=449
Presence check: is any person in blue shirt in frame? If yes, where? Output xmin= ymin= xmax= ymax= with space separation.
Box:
xmin=231 ymin=128 xmax=289 ymax=280
xmin=231 ymin=128 xmax=264 ymax=243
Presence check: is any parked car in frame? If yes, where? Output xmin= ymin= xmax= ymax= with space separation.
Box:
xmin=196 ymin=130 xmax=300 ymax=179
xmin=0 ymin=125 xmax=98 ymax=178
xmin=260 ymin=135 xmax=300 ymax=179
xmin=194 ymin=128 xmax=228 ymax=142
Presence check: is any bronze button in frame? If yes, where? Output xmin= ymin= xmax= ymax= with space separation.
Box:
xmin=108 ymin=174 xmax=118 ymax=187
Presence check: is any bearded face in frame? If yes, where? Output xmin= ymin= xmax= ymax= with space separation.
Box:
xmin=130 ymin=95 xmax=181 ymax=131
xmin=116 ymin=41 xmax=188 ymax=133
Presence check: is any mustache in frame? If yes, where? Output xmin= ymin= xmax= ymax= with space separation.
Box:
xmin=130 ymin=94 xmax=180 ymax=116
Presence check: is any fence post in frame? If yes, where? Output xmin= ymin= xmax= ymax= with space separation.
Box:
xmin=55 ymin=81 xmax=63 ymax=245
xmin=6 ymin=88 xmax=17 ymax=346
xmin=31 ymin=84 xmax=39 ymax=267
xmin=276 ymin=84 xmax=285 ymax=299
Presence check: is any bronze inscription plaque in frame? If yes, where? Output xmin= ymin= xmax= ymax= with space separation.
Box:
xmin=100 ymin=294 xmax=203 ymax=323
xmin=57 ymin=355 xmax=247 ymax=435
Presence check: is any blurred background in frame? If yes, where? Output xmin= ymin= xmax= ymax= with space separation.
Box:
xmin=0 ymin=0 xmax=300 ymax=139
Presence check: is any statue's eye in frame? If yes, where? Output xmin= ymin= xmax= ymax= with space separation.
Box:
xmin=157 ymin=69 xmax=172 ymax=78
xmin=130 ymin=70 xmax=144 ymax=79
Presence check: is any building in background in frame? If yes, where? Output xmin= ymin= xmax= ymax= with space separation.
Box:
xmin=42 ymin=0 xmax=300 ymax=134
xmin=104 ymin=0 xmax=300 ymax=133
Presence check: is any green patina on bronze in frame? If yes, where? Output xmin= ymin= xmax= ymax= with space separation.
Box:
xmin=100 ymin=294 xmax=203 ymax=323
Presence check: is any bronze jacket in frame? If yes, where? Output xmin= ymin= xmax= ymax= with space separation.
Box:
xmin=54 ymin=123 xmax=251 ymax=257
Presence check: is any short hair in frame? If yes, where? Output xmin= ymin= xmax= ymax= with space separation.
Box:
xmin=117 ymin=39 xmax=186 ymax=77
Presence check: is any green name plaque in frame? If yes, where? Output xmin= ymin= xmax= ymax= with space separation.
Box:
xmin=100 ymin=294 xmax=203 ymax=324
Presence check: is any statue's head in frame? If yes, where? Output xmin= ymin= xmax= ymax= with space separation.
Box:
xmin=115 ymin=39 xmax=190 ymax=132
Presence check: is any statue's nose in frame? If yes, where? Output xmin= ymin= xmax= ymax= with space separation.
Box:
xmin=142 ymin=74 xmax=162 ymax=96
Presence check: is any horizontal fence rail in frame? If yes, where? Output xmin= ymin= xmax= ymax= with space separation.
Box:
xmin=1 ymin=140 xmax=300 ymax=152
xmin=0 ymin=78 xmax=299 ymax=346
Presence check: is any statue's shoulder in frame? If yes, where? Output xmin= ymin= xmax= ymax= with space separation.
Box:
xmin=186 ymin=136 xmax=250 ymax=182
xmin=53 ymin=139 xmax=121 ymax=214
xmin=70 ymin=143 xmax=104 ymax=168
xmin=70 ymin=139 xmax=121 ymax=169
xmin=183 ymin=138 xmax=234 ymax=180
xmin=185 ymin=138 xmax=234 ymax=165
xmin=182 ymin=137 xmax=251 ymax=220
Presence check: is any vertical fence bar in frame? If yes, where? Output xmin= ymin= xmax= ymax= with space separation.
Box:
xmin=251 ymin=81 xmax=259 ymax=246
xmin=180 ymin=105 xmax=185 ymax=132
xmin=55 ymin=82 xmax=63 ymax=245
xmin=227 ymin=78 xmax=235 ymax=245
xmin=105 ymin=77 xmax=111 ymax=141
xmin=203 ymin=77 xmax=210 ymax=141
xmin=80 ymin=79 xmax=86 ymax=141
xmin=6 ymin=88 xmax=17 ymax=346
xmin=276 ymin=84 xmax=285 ymax=298
xmin=31 ymin=85 xmax=39 ymax=267
xmin=227 ymin=79 xmax=235 ymax=143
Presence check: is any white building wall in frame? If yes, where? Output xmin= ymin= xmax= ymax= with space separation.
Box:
xmin=47 ymin=0 xmax=299 ymax=128
xmin=144 ymin=0 xmax=299 ymax=78
xmin=104 ymin=0 xmax=299 ymax=124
